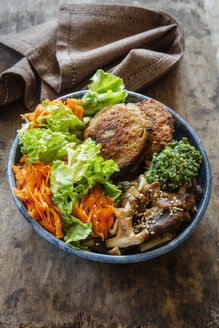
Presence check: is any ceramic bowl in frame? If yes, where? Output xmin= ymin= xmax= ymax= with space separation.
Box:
xmin=8 ymin=91 xmax=211 ymax=263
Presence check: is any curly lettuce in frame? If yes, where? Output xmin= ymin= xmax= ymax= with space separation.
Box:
xmin=61 ymin=214 xmax=92 ymax=249
xmin=38 ymin=101 xmax=85 ymax=140
xmin=18 ymin=125 xmax=78 ymax=164
xmin=82 ymin=69 xmax=127 ymax=116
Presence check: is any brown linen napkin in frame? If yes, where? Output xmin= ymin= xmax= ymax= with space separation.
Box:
xmin=0 ymin=4 xmax=184 ymax=111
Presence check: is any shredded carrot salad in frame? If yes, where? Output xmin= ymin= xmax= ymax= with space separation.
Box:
xmin=73 ymin=184 xmax=121 ymax=239
xmin=23 ymin=98 xmax=84 ymax=129
xmin=12 ymin=156 xmax=64 ymax=238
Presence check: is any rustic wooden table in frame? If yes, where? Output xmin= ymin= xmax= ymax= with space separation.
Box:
xmin=0 ymin=0 xmax=218 ymax=327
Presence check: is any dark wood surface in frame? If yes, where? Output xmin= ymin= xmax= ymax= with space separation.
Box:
xmin=0 ymin=0 xmax=218 ymax=327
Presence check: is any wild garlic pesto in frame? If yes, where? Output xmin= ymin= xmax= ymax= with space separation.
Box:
xmin=145 ymin=138 xmax=202 ymax=190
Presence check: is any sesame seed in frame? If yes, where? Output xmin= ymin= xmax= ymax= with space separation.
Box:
xmin=150 ymin=231 xmax=155 ymax=235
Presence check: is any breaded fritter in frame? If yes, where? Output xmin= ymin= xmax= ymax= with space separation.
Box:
xmin=84 ymin=103 xmax=152 ymax=174
xmin=137 ymin=99 xmax=174 ymax=159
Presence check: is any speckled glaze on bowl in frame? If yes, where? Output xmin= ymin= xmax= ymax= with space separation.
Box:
xmin=8 ymin=91 xmax=211 ymax=263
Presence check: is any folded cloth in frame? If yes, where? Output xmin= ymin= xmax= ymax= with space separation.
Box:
xmin=0 ymin=4 xmax=184 ymax=111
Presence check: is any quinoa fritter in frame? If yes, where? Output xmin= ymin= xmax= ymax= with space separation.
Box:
xmin=84 ymin=103 xmax=152 ymax=174
xmin=137 ymin=98 xmax=174 ymax=159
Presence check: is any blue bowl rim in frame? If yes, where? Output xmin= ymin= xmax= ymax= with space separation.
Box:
xmin=8 ymin=91 xmax=211 ymax=264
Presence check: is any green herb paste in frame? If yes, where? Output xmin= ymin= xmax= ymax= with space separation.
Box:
xmin=145 ymin=138 xmax=202 ymax=190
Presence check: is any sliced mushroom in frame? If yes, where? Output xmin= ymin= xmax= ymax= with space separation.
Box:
xmin=117 ymin=205 xmax=135 ymax=219
xmin=106 ymin=217 xmax=149 ymax=249
xmin=148 ymin=210 xmax=183 ymax=237
xmin=137 ymin=174 xmax=147 ymax=192
xmin=105 ymin=178 xmax=198 ymax=253
xmin=143 ymin=205 xmax=162 ymax=222
xmin=194 ymin=185 xmax=203 ymax=200
xmin=121 ymin=193 xmax=138 ymax=208
xmin=149 ymin=182 xmax=161 ymax=206
xmin=107 ymin=247 xmax=121 ymax=256
xmin=123 ymin=186 xmax=141 ymax=199
xmin=157 ymin=197 xmax=183 ymax=210
xmin=137 ymin=174 xmax=151 ymax=196
xmin=163 ymin=191 xmax=180 ymax=198
xmin=109 ymin=218 xmax=119 ymax=236
xmin=183 ymin=211 xmax=192 ymax=222
xmin=140 ymin=232 xmax=174 ymax=252
xmin=122 ymin=185 xmax=149 ymax=214
xmin=186 ymin=177 xmax=197 ymax=193
xmin=178 ymin=193 xmax=195 ymax=211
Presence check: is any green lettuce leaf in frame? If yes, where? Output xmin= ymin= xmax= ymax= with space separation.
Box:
xmin=67 ymin=138 xmax=120 ymax=196
xmin=18 ymin=125 xmax=78 ymax=164
xmin=38 ymin=102 xmax=85 ymax=140
xmin=82 ymin=69 xmax=127 ymax=116
xmin=50 ymin=138 xmax=121 ymax=214
xmin=67 ymin=138 xmax=101 ymax=184
xmin=102 ymin=181 xmax=122 ymax=204
xmin=61 ymin=214 xmax=92 ymax=250
xmin=50 ymin=161 xmax=93 ymax=250
xmin=50 ymin=160 xmax=78 ymax=215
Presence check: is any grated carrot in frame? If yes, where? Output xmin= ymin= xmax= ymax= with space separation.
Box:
xmin=23 ymin=104 xmax=50 ymax=129
xmin=12 ymin=160 xmax=64 ymax=239
xmin=66 ymin=98 xmax=84 ymax=121
xmin=73 ymin=184 xmax=121 ymax=239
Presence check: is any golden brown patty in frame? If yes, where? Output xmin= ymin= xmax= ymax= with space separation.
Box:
xmin=137 ymin=99 xmax=174 ymax=159
xmin=84 ymin=103 xmax=152 ymax=174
